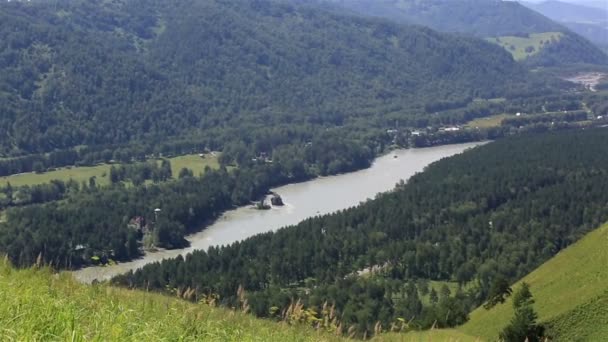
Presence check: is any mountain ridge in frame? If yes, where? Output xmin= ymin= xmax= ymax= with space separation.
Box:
xmin=322 ymin=0 xmax=608 ymax=66
xmin=0 ymin=0 xmax=533 ymax=155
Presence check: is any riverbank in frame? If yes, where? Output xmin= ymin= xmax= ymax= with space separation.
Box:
xmin=73 ymin=142 xmax=485 ymax=283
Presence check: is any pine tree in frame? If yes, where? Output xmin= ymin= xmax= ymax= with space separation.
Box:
xmin=499 ymin=283 xmax=544 ymax=342
xmin=484 ymin=276 xmax=513 ymax=309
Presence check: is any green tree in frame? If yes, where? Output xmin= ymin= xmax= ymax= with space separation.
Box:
xmin=178 ymin=167 xmax=193 ymax=179
xmin=429 ymin=288 xmax=439 ymax=305
xmin=499 ymin=283 xmax=544 ymax=342
xmin=33 ymin=161 xmax=45 ymax=174
xmin=484 ymin=276 xmax=512 ymax=309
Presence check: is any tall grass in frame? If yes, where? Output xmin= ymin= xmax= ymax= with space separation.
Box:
xmin=0 ymin=259 xmax=340 ymax=341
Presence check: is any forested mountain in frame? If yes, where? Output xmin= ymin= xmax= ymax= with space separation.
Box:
xmin=322 ymin=0 xmax=608 ymax=66
xmin=0 ymin=0 xmax=534 ymax=156
xmin=114 ymin=128 xmax=608 ymax=337
xmin=522 ymin=1 xmax=608 ymax=52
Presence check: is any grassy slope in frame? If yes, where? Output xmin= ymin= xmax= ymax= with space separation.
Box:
xmin=459 ymin=222 xmax=608 ymax=341
xmin=0 ymin=261 xmax=341 ymax=341
xmin=0 ymin=154 xmax=219 ymax=187
xmin=376 ymin=329 xmax=480 ymax=342
xmin=465 ymin=114 xmax=513 ymax=129
xmin=488 ymin=32 xmax=563 ymax=61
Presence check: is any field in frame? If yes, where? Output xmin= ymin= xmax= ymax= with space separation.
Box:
xmin=465 ymin=114 xmax=512 ymax=128
xmin=0 ymin=164 xmax=114 ymax=187
xmin=0 ymin=153 xmax=220 ymax=188
xmin=167 ymin=153 xmax=220 ymax=177
xmin=0 ymin=260 xmax=342 ymax=342
xmin=488 ymin=32 xmax=563 ymax=61
xmin=378 ymin=329 xmax=480 ymax=342
xmin=459 ymin=222 xmax=608 ymax=341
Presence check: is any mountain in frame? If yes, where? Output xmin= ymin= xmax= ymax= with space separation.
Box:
xmin=324 ymin=0 xmax=562 ymax=37
xmin=0 ymin=0 xmax=531 ymax=156
xmin=522 ymin=0 xmax=607 ymax=23
xmin=460 ymin=222 xmax=608 ymax=341
xmin=322 ymin=0 xmax=608 ymax=67
xmin=522 ymin=0 xmax=608 ymax=52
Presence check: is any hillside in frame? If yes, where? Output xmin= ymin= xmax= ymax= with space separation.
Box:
xmin=460 ymin=222 xmax=608 ymax=341
xmin=323 ymin=0 xmax=608 ymax=67
xmin=522 ymin=0 xmax=608 ymax=52
xmin=0 ymin=259 xmax=343 ymax=341
xmin=0 ymin=0 xmax=530 ymax=156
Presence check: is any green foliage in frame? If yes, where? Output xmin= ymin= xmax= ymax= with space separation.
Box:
xmin=326 ymin=0 xmax=608 ymax=67
xmin=325 ymin=0 xmax=563 ymax=37
xmin=499 ymin=283 xmax=544 ymax=342
xmin=0 ymin=261 xmax=342 ymax=341
xmin=461 ymin=222 xmax=608 ymax=341
xmin=488 ymin=32 xmax=563 ymax=61
xmin=0 ymin=0 xmax=533 ymax=156
xmin=483 ymin=276 xmax=512 ymax=310
xmin=114 ymin=129 xmax=608 ymax=336
xmin=545 ymin=292 xmax=608 ymax=341
xmin=0 ymin=134 xmax=378 ymax=269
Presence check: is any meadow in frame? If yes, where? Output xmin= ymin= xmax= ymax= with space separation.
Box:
xmin=465 ymin=114 xmax=512 ymax=128
xmin=0 ymin=259 xmax=342 ymax=342
xmin=0 ymin=153 xmax=220 ymax=188
xmin=488 ymin=32 xmax=563 ymax=61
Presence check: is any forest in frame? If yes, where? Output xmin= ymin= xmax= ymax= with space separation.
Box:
xmin=114 ymin=128 xmax=608 ymax=336
xmin=322 ymin=0 xmax=608 ymax=67
xmin=0 ymin=130 xmax=379 ymax=268
xmin=0 ymin=0 xmax=565 ymax=157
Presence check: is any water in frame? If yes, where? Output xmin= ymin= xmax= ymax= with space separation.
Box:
xmin=73 ymin=142 xmax=484 ymax=283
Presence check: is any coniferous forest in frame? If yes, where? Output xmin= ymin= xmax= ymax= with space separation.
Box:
xmin=0 ymin=0 xmax=562 ymax=156
xmin=114 ymin=128 xmax=608 ymax=335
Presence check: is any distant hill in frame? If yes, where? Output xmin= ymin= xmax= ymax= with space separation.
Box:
xmin=323 ymin=0 xmax=608 ymax=67
xmin=460 ymin=222 xmax=608 ymax=341
xmin=523 ymin=0 xmax=607 ymax=23
xmin=0 ymin=0 xmax=531 ymax=155
xmin=522 ymin=0 xmax=608 ymax=52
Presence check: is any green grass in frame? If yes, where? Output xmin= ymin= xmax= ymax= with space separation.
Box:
xmin=167 ymin=153 xmax=220 ymax=177
xmin=377 ymin=329 xmax=481 ymax=342
xmin=488 ymin=32 xmax=563 ymax=61
xmin=0 ymin=260 xmax=342 ymax=341
xmin=0 ymin=153 xmax=220 ymax=188
xmin=459 ymin=222 xmax=608 ymax=341
xmin=465 ymin=114 xmax=512 ymax=129
xmin=0 ymin=164 xmax=114 ymax=187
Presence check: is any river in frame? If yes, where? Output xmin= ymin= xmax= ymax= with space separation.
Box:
xmin=73 ymin=142 xmax=484 ymax=283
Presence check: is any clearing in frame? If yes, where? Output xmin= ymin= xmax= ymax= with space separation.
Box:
xmin=0 ymin=153 xmax=220 ymax=188
xmin=488 ymin=32 xmax=563 ymax=61
xmin=465 ymin=114 xmax=512 ymax=128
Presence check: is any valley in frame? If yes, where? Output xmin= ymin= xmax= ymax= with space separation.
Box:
xmin=74 ymin=142 xmax=483 ymax=283
xmin=0 ymin=0 xmax=607 ymax=340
